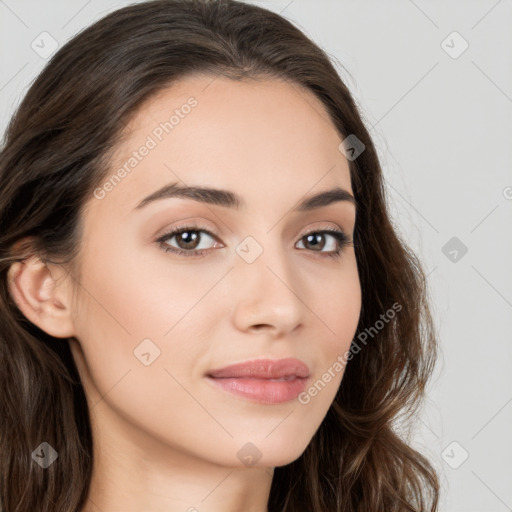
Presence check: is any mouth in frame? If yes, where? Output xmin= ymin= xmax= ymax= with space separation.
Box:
xmin=206 ymin=358 xmax=310 ymax=404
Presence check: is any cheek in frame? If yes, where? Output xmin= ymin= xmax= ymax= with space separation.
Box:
xmin=72 ymin=239 xmax=224 ymax=391
xmin=77 ymin=233 xmax=216 ymax=337
xmin=310 ymin=254 xmax=362 ymax=356
xmin=291 ymin=254 xmax=361 ymax=411
xmin=70 ymin=248 xmax=220 ymax=447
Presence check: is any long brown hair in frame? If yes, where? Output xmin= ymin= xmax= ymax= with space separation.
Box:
xmin=0 ymin=0 xmax=439 ymax=510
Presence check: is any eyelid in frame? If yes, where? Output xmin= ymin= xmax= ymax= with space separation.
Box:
xmin=156 ymin=221 xmax=351 ymax=243
xmin=297 ymin=222 xmax=351 ymax=240
xmin=155 ymin=219 xmax=218 ymax=238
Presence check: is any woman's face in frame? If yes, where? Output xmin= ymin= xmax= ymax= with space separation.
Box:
xmin=68 ymin=74 xmax=361 ymax=468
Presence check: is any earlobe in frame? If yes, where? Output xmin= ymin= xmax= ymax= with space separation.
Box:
xmin=7 ymin=256 xmax=77 ymax=339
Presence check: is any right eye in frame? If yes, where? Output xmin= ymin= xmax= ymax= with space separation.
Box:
xmin=156 ymin=225 xmax=223 ymax=258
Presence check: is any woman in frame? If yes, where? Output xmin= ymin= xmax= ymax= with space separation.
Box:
xmin=0 ymin=0 xmax=439 ymax=510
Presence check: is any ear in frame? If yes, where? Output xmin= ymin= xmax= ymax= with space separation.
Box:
xmin=7 ymin=255 xmax=77 ymax=338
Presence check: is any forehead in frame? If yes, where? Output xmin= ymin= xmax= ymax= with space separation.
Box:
xmin=91 ymin=74 xmax=353 ymax=218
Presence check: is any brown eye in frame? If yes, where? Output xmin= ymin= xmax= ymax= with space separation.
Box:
xmin=301 ymin=233 xmax=328 ymax=251
xmin=296 ymin=229 xmax=351 ymax=259
xmin=157 ymin=226 xmax=221 ymax=257
xmin=174 ymin=230 xmax=201 ymax=250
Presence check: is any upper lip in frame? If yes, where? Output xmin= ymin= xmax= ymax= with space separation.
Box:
xmin=207 ymin=358 xmax=310 ymax=379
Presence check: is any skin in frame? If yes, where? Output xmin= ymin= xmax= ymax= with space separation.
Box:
xmin=8 ymin=74 xmax=361 ymax=512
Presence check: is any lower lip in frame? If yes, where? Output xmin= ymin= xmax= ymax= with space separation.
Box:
xmin=206 ymin=376 xmax=308 ymax=404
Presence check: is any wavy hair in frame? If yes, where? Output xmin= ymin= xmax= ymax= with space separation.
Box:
xmin=0 ymin=0 xmax=439 ymax=510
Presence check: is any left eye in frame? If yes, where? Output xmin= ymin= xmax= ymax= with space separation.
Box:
xmin=296 ymin=231 xmax=347 ymax=253
xmin=156 ymin=226 xmax=351 ymax=258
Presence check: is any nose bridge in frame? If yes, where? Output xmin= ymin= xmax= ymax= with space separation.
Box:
xmin=231 ymin=231 xmax=305 ymax=333
xmin=237 ymin=230 xmax=293 ymax=289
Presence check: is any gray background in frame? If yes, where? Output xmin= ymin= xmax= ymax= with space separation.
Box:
xmin=1 ymin=1 xmax=511 ymax=510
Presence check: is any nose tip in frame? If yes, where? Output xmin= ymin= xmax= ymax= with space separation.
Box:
xmin=231 ymin=250 xmax=305 ymax=336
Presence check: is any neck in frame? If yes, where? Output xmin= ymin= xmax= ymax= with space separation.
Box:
xmin=81 ymin=398 xmax=274 ymax=512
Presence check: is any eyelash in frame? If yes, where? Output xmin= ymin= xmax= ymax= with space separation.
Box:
xmin=156 ymin=223 xmax=353 ymax=260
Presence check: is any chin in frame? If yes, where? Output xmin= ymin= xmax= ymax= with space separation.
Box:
xmin=246 ymin=439 xmax=310 ymax=469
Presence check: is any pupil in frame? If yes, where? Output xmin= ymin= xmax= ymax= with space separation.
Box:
xmin=179 ymin=231 xmax=199 ymax=249
xmin=306 ymin=233 xmax=324 ymax=250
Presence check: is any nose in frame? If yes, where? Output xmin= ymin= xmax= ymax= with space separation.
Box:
xmin=231 ymin=242 xmax=306 ymax=337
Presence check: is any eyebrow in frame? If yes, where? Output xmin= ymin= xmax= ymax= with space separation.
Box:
xmin=133 ymin=182 xmax=356 ymax=212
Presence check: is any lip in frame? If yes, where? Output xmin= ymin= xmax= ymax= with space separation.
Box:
xmin=206 ymin=358 xmax=310 ymax=404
